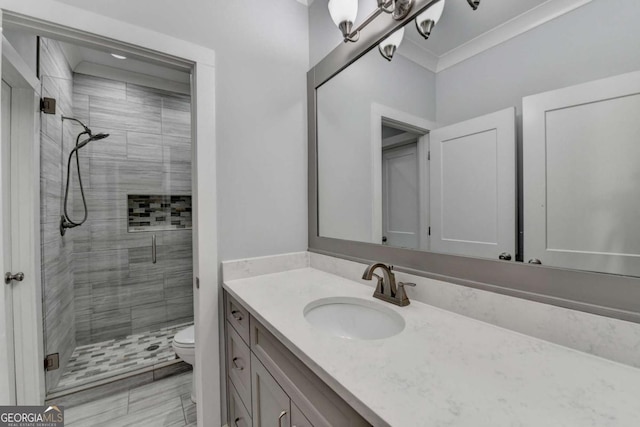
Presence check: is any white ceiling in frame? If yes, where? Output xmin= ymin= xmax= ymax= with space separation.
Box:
xmin=58 ymin=40 xmax=191 ymax=85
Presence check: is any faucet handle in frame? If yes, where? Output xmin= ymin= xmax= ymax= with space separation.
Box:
xmin=399 ymin=282 xmax=416 ymax=288
xmin=396 ymin=282 xmax=416 ymax=306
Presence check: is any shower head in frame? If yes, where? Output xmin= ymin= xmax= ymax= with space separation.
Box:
xmin=91 ymin=133 xmax=110 ymax=141
xmin=75 ymin=133 xmax=110 ymax=150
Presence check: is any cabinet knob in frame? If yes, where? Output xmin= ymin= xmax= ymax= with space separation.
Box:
xmin=231 ymin=310 xmax=243 ymax=321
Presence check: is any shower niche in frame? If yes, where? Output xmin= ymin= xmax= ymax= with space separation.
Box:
xmin=128 ymin=194 xmax=192 ymax=232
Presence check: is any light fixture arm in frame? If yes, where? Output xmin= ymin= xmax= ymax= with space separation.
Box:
xmin=341 ymin=0 xmax=414 ymax=43
xmin=339 ymin=21 xmax=360 ymax=43
xmin=378 ymin=0 xmax=395 ymax=14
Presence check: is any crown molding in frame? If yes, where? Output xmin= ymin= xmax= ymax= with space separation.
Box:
xmin=435 ymin=0 xmax=593 ymax=72
xmin=398 ymin=38 xmax=438 ymax=73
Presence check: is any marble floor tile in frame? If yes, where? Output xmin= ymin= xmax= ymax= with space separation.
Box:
xmin=65 ymin=391 xmax=129 ymax=426
xmin=63 ymin=372 xmax=195 ymax=427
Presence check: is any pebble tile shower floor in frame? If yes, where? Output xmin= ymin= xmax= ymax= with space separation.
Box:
xmin=51 ymin=322 xmax=193 ymax=394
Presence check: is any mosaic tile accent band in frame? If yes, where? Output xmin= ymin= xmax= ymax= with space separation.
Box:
xmin=128 ymin=195 xmax=192 ymax=232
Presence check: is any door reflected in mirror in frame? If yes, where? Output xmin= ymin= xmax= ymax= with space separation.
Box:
xmin=316 ymin=0 xmax=640 ymax=276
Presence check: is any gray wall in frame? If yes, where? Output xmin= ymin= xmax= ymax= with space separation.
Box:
xmin=54 ymin=0 xmax=310 ymax=261
xmin=70 ymin=72 xmax=193 ymax=345
xmin=435 ymin=0 xmax=640 ymax=125
xmin=39 ymin=37 xmax=76 ymax=392
xmin=318 ymin=48 xmax=434 ymax=243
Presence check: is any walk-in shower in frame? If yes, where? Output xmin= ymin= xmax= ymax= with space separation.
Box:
xmin=36 ymin=36 xmax=194 ymax=403
xmin=60 ymin=116 xmax=109 ymax=236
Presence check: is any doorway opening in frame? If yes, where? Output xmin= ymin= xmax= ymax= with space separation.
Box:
xmin=381 ymin=122 xmax=425 ymax=250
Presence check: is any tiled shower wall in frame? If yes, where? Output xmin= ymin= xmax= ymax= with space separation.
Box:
xmin=40 ymin=38 xmax=77 ymax=391
xmin=70 ymin=73 xmax=194 ymax=345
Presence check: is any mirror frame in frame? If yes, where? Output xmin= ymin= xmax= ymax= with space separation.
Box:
xmin=308 ymin=0 xmax=640 ymax=324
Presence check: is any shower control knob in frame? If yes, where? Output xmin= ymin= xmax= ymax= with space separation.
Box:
xmin=5 ymin=272 xmax=24 ymax=284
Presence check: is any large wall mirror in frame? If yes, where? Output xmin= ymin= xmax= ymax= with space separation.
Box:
xmin=310 ymin=0 xmax=640 ymax=322
xmin=316 ymin=0 xmax=640 ymax=277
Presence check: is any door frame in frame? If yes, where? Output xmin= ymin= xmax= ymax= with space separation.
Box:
xmin=0 ymin=5 xmax=219 ymax=424
xmin=370 ymin=103 xmax=435 ymax=249
xmin=2 ymin=34 xmax=42 ymax=405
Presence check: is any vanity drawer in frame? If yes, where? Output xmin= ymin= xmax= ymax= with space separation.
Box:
xmin=227 ymin=293 xmax=250 ymax=344
xmin=227 ymin=321 xmax=252 ymax=413
xmin=250 ymin=317 xmax=370 ymax=427
xmin=229 ymin=381 xmax=252 ymax=427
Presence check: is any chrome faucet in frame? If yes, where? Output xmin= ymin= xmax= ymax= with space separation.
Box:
xmin=362 ymin=263 xmax=416 ymax=306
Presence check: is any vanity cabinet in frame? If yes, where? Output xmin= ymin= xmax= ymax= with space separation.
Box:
xmin=224 ymin=291 xmax=371 ymax=427
xmin=252 ymin=353 xmax=291 ymax=427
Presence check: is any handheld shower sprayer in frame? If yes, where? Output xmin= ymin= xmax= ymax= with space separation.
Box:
xmin=60 ymin=117 xmax=110 ymax=236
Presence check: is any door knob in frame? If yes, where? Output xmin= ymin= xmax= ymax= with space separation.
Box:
xmin=5 ymin=272 xmax=24 ymax=284
xmin=528 ymin=259 xmax=542 ymax=265
xmin=498 ymin=252 xmax=512 ymax=261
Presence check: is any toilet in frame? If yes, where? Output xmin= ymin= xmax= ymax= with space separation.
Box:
xmin=172 ymin=325 xmax=196 ymax=403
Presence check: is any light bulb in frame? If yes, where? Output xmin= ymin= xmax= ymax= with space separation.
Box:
xmin=328 ymin=0 xmax=358 ymax=27
xmin=381 ymin=27 xmax=405 ymax=50
xmin=417 ymin=0 xmax=445 ymax=25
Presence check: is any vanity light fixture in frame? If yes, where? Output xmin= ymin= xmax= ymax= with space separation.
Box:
xmin=329 ymin=0 xmax=415 ymax=43
xmin=467 ymin=0 xmax=480 ymax=10
xmin=328 ymin=0 xmax=359 ymax=42
xmin=415 ymin=0 xmax=445 ymax=40
xmin=378 ymin=27 xmax=405 ymax=61
xmin=111 ymin=53 xmax=127 ymax=60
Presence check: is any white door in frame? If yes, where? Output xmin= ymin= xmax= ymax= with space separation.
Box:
xmin=430 ymin=107 xmax=516 ymax=259
xmin=382 ymin=143 xmax=419 ymax=249
xmin=0 ymin=80 xmax=16 ymax=405
xmin=523 ymin=71 xmax=640 ymax=275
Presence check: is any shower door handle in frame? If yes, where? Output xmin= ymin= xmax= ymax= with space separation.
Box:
xmin=152 ymin=235 xmax=157 ymax=264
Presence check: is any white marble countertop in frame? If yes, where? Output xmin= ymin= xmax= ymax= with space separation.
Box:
xmin=223 ymin=268 xmax=640 ymax=427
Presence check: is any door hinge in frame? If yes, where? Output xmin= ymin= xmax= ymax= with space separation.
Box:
xmin=428 ymin=226 xmax=431 ymax=236
xmin=44 ymin=353 xmax=60 ymax=371
xmin=427 ymin=151 xmax=431 ymax=161
xmin=41 ymin=97 xmax=56 ymax=115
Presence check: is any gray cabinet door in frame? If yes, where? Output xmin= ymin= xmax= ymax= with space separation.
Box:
xmin=291 ymin=402 xmax=313 ymax=427
xmin=252 ymin=353 xmax=290 ymax=427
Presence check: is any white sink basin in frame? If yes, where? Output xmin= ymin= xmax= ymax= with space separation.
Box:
xmin=303 ymin=297 xmax=405 ymax=340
